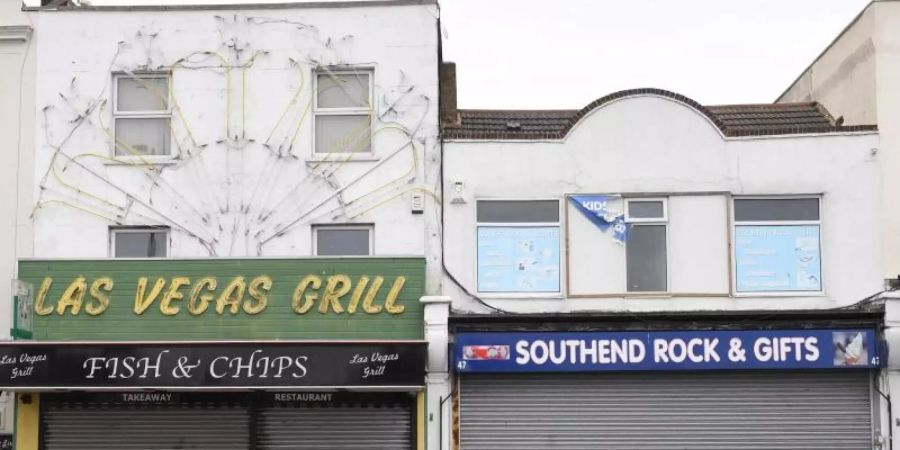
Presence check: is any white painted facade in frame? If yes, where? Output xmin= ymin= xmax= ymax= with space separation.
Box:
xmin=442 ymin=92 xmax=887 ymax=448
xmin=0 ymin=0 xmax=36 ymax=339
xmin=444 ymin=93 xmax=881 ymax=314
xmin=779 ymin=4 xmax=900 ymax=447
xmin=0 ymin=0 xmax=36 ymax=433
xmin=30 ymin=3 xmax=440 ymax=264
xmin=779 ymin=0 xmax=900 ymax=282
xmin=27 ymin=3 xmax=444 ymax=447
xmin=22 ymin=0 xmax=392 ymax=6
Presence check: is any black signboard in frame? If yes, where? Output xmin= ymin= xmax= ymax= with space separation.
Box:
xmin=0 ymin=434 xmax=11 ymax=450
xmin=44 ymin=391 xmax=412 ymax=407
xmin=0 ymin=341 xmax=426 ymax=389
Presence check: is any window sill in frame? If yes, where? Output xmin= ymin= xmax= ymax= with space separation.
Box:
xmin=476 ymin=293 xmax=565 ymax=300
xmin=732 ymin=292 xmax=826 ymax=298
xmin=623 ymin=292 xmax=672 ymax=299
xmin=568 ymin=293 xmax=738 ymax=299
xmin=103 ymin=156 xmax=178 ymax=166
xmin=305 ymin=154 xmax=380 ymax=164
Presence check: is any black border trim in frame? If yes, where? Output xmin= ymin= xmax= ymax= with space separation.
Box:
xmin=450 ymin=307 xmax=885 ymax=333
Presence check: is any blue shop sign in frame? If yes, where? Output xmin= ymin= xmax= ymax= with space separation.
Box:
xmin=454 ymin=329 xmax=882 ymax=373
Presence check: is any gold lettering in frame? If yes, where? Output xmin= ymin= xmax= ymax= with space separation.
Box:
xmin=362 ymin=276 xmax=385 ymax=314
xmin=85 ymin=277 xmax=113 ymax=315
xmin=188 ymin=276 xmax=217 ymax=315
xmin=134 ymin=277 xmax=166 ymax=315
xmin=215 ymin=276 xmax=245 ymax=315
xmin=56 ymin=276 xmax=87 ymax=315
xmin=347 ymin=276 xmax=369 ymax=314
xmin=384 ymin=276 xmax=406 ymax=314
xmin=244 ymin=275 xmax=271 ymax=315
xmin=292 ymin=275 xmax=321 ymax=314
xmin=318 ymin=275 xmax=350 ymax=314
xmin=160 ymin=276 xmax=190 ymax=316
xmin=35 ymin=277 xmax=53 ymax=316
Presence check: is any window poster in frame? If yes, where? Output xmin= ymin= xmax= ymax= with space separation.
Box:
xmin=734 ymin=225 xmax=821 ymax=292
xmin=477 ymin=226 xmax=560 ymax=293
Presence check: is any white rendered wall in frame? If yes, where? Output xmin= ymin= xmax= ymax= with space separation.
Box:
xmin=779 ymin=1 xmax=900 ymax=282
xmin=22 ymin=0 xmax=414 ymax=6
xmin=0 ymin=0 xmax=36 ymax=434
xmin=779 ymin=3 xmax=878 ymax=125
xmin=444 ymin=94 xmax=881 ymax=314
xmin=29 ymin=5 xmax=441 ymax=280
xmin=0 ymin=0 xmax=36 ymax=340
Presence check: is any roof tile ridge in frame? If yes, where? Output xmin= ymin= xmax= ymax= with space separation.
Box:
xmin=811 ymin=102 xmax=837 ymax=126
xmin=457 ymin=108 xmax=579 ymax=114
xmin=706 ymin=101 xmax=819 ymax=109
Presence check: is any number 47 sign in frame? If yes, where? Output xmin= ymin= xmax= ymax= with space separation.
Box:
xmin=11 ymin=279 xmax=33 ymax=340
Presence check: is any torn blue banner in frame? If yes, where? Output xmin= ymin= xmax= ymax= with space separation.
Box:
xmin=569 ymin=195 xmax=630 ymax=243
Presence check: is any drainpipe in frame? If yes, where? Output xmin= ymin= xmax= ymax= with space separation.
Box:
xmin=422 ymin=295 xmax=451 ymax=450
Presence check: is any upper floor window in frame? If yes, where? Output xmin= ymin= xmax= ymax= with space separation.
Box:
xmin=314 ymin=70 xmax=373 ymax=154
xmin=113 ymin=74 xmax=171 ymax=157
xmin=314 ymin=225 xmax=373 ymax=256
xmin=476 ymin=200 xmax=561 ymax=294
xmin=625 ymin=198 xmax=667 ymax=292
xmin=111 ymin=227 xmax=169 ymax=258
xmin=733 ymin=197 xmax=822 ymax=293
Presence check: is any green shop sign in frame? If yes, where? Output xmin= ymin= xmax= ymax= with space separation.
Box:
xmin=16 ymin=257 xmax=425 ymax=341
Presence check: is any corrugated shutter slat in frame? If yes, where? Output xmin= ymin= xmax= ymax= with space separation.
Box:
xmin=460 ymin=371 xmax=872 ymax=450
xmin=258 ymin=403 xmax=412 ymax=450
xmin=43 ymin=403 xmax=250 ymax=450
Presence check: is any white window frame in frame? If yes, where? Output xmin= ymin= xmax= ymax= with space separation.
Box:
xmin=109 ymin=226 xmax=170 ymax=258
xmin=475 ymin=198 xmax=564 ymax=297
xmin=731 ymin=195 xmax=824 ymax=297
xmin=313 ymin=224 xmax=374 ymax=256
xmin=625 ymin=198 xmax=668 ymax=223
xmin=624 ymin=197 xmax=669 ymax=293
xmin=312 ymin=68 xmax=375 ymax=156
xmin=111 ymin=73 xmax=173 ymax=159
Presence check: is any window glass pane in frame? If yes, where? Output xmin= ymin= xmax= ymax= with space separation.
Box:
xmin=115 ymin=118 xmax=171 ymax=156
xmin=114 ymin=231 xmax=167 ymax=257
xmin=734 ymin=225 xmax=821 ymax=292
xmin=477 ymin=226 xmax=560 ymax=292
xmin=317 ymin=73 xmax=370 ymax=108
xmin=477 ymin=201 xmax=559 ymax=223
xmin=734 ymin=198 xmax=819 ymax=221
xmin=626 ymin=225 xmax=667 ymax=292
xmin=117 ymin=77 xmax=168 ymax=111
xmin=628 ymin=201 xmax=664 ymax=219
xmin=314 ymin=115 xmax=372 ymax=153
xmin=316 ymin=228 xmax=371 ymax=256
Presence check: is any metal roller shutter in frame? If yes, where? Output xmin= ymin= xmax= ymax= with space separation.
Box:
xmin=42 ymin=400 xmax=250 ymax=450
xmin=460 ymin=371 xmax=873 ymax=450
xmin=258 ymin=401 xmax=412 ymax=450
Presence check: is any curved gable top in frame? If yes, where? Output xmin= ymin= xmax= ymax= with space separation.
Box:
xmin=443 ymin=88 xmax=877 ymax=140
xmin=570 ymin=88 xmax=727 ymax=137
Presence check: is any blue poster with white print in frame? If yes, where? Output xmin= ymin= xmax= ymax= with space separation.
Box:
xmin=734 ymin=225 xmax=821 ymax=292
xmin=454 ymin=329 xmax=882 ymax=373
xmin=477 ymin=226 xmax=560 ymax=293
xmin=568 ymin=195 xmax=630 ymax=243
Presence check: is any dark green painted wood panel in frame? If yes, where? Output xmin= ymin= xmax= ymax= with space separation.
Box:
xmin=17 ymin=258 xmax=425 ymax=341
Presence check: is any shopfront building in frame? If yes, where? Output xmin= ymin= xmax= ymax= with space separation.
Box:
xmin=438 ymin=76 xmax=889 ymax=448
xmin=4 ymin=257 xmax=428 ymax=450
xmin=453 ymin=318 xmax=884 ymax=449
